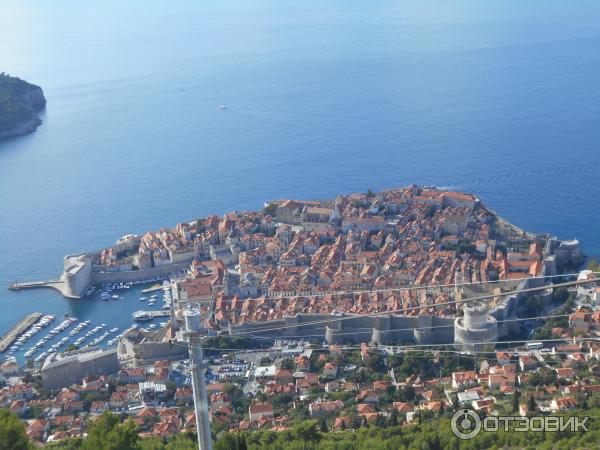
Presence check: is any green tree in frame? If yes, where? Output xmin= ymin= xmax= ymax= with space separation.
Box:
xmin=365 ymin=353 xmax=384 ymax=372
xmin=138 ymin=438 xmax=165 ymax=450
xmin=589 ymin=393 xmax=600 ymax=408
xmin=0 ymin=409 xmax=31 ymax=450
xmin=164 ymin=433 xmax=198 ymax=449
xmin=389 ymin=408 xmax=399 ymax=427
xmin=292 ymin=420 xmax=320 ymax=450
xmin=449 ymin=392 xmax=459 ymax=411
xmin=319 ymin=417 xmax=328 ymax=433
xmin=280 ymin=358 xmax=294 ymax=370
xmin=553 ymin=286 xmax=569 ymax=304
xmin=512 ymin=389 xmax=521 ymax=414
xmin=395 ymin=385 xmax=416 ymax=402
xmin=214 ymin=434 xmax=238 ymax=450
xmin=271 ymin=393 xmax=293 ymax=409
xmin=588 ymin=259 xmax=600 ymax=272
xmin=165 ymin=381 xmax=177 ymax=399
xmin=527 ymin=394 xmax=537 ymax=413
xmin=82 ymin=412 xmax=139 ymax=450
xmin=237 ymin=434 xmax=248 ymax=450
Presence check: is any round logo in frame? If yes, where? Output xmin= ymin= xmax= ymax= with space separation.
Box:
xmin=451 ymin=409 xmax=481 ymax=440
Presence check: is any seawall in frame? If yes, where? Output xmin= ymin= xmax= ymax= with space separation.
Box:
xmin=230 ymin=313 xmax=456 ymax=346
xmin=91 ymin=261 xmax=191 ymax=284
xmin=10 ymin=256 xmax=192 ymax=299
xmin=0 ymin=312 xmax=42 ymax=352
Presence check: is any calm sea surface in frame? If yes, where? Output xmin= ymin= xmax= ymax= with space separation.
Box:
xmin=1 ymin=0 xmax=599 ymax=357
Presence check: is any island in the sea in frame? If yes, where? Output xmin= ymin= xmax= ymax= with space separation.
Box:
xmin=0 ymin=73 xmax=46 ymax=139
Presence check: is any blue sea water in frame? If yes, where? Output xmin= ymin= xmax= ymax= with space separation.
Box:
xmin=1 ymin=0 xmax=600 ymax=355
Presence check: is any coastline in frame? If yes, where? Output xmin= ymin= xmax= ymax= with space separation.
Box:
xmin=0 ymin=312 xmax=42 ymax=352
xmin=0 ymin=116 xmax=42 ymax=140
xmin=0 ymin=74 xmax=46 ymax=139
xmin=12 ymin=185 xmax=582 ymax=301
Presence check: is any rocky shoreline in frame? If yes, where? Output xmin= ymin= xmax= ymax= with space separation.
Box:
xmin=0 ymin=73 xmax=46 ymax=139
xmin=0 ymin=116 xmax=43 ymax=139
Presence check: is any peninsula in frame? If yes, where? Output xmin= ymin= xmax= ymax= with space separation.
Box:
xmin=13 ymin=186 xmax=583 ymax=306
xmin=0 ymin=73 xmax=46 ymax=139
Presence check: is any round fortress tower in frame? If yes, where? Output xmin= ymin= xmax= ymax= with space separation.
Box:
xmin=454 ymin=301 xmax=497 ymax=353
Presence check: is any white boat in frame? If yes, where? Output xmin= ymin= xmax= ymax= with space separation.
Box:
xmin=132 ymin=311 xmax=153 ymax=321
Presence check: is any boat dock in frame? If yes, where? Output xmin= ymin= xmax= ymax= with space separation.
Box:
xmin=0 ymin=313 xmax=42 ymax=352
xmin=145 ymin=310 xmax=170 ymax=318
xmin=132 ymin=310 xmax=171 ymax=321
xmin=141 ymin=284 xmax=163 ymax=293
xmin=9 ymin=279 xmax=79 ymax=299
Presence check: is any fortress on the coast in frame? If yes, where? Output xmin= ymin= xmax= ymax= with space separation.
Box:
xmin=11 ymin=186 xmax=585 ymax=359
xmin=223 ymin=236 xmax=583 ymax=350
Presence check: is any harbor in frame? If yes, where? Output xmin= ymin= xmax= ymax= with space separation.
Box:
xmin=132 ymin=310 xmax=171 ymax=321
xmin=1 ymin=278 xmax=176 ymax=365
xmin=0 ymin=312 xmax=42 ymax=352
xmin=8 ymin=279 xmax=74 ymax=298
xmin=141 ymin=283 xmax=163 ymax=293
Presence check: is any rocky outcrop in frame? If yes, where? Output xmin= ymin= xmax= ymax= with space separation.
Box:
xmin=0 ymin=74 xmax=47 ymax=139
xmin=0 ymin=116 xmax=42 ymax=139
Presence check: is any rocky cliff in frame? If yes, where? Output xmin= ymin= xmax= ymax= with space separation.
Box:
xmin=0 ymin=73 xmax=47 ymax=139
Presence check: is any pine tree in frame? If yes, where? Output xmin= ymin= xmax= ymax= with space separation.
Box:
xmin=238 ymin=434 xmax=248 ymax=450
xmin=319 ymin=417 xmax=329 ymax=433
xmin=450 ymin=392 xmax=459 ymax=411
xmin=579 ymin=394 xmax=589 ymax=410
xmin=0 ymin=410 xmax=30 ymax=450
xmin=389 ymin=409 xmax=399 ymax=427
xmin=527 ymin=394 xmax=537 ymax=413
xmin=512 ymin=389 xmax=521 ymax=414
xmin=81 ymin=413 xmax=139 ymax=450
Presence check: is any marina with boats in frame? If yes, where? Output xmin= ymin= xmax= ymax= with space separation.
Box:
xmin=1 ymin=279 xmax=177 ymax=366
xmin=0 ymin=312 xmax=43 ymax=352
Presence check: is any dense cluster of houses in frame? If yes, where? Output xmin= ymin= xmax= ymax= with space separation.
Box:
xmin=224 ymin=338 xmax=600 ymax=433
xmin=110 ymin=186 xmax=546 ymax=328
xmin=2 ymin=304 xmax=600 ymax=444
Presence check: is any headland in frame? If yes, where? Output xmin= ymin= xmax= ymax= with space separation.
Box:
xmin=11 ymin=185 xmax=584 ymax=304
xmin=0 ymin=73 xmax=46 ymax=139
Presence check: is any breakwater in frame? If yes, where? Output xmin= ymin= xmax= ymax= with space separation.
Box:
xmin=9 ymin=253 xmax=191 ymax=299
xmin=0 ymin=312 xmax=42 ymax=352
xmin=9 ymin=279 xmax=77 ymax=298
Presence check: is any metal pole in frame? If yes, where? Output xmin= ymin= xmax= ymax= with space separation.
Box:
xmin=184 ymin=308 xmax=213 ymax=450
